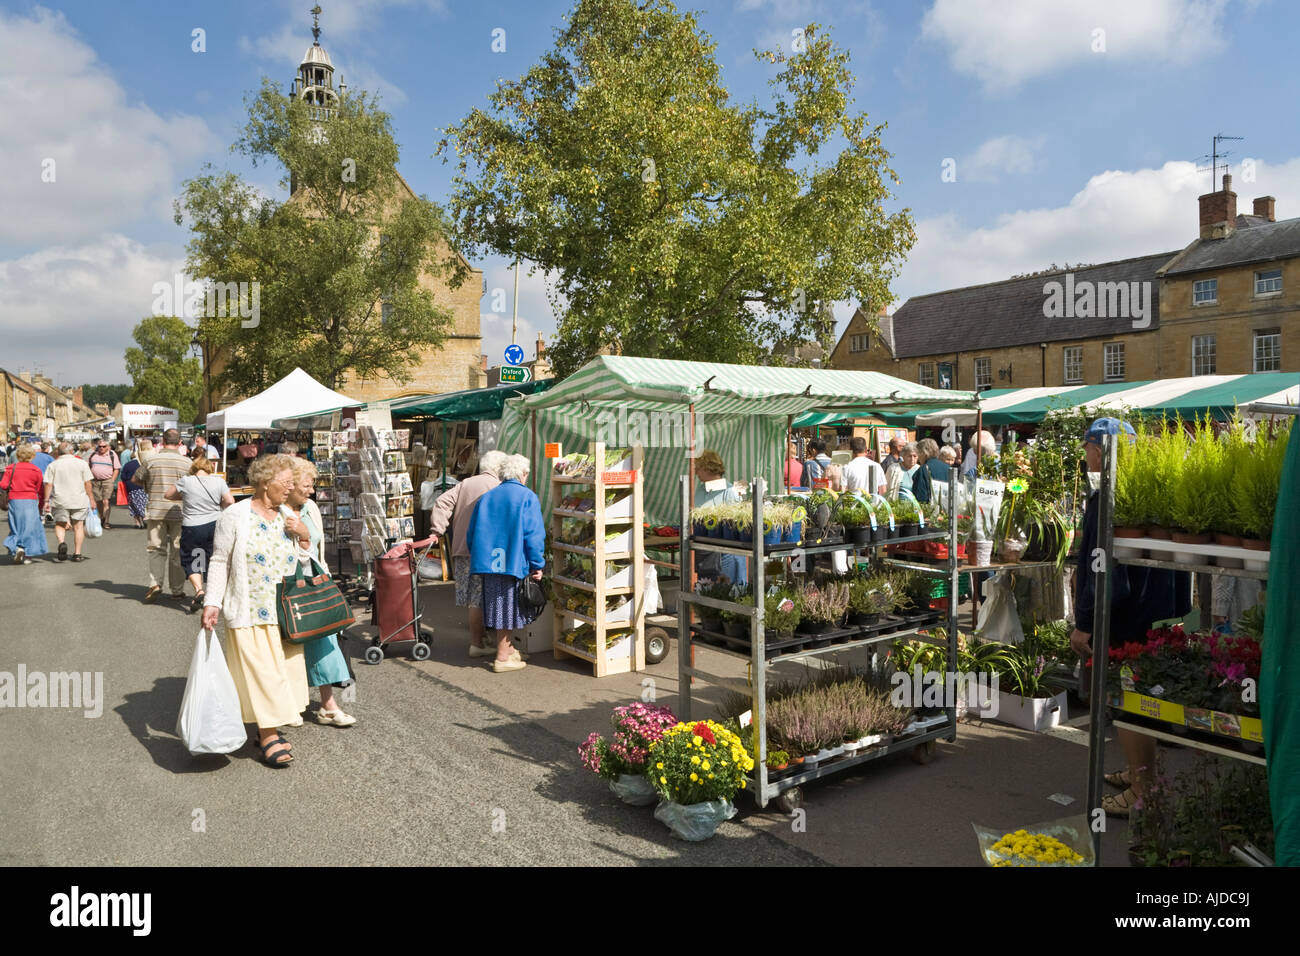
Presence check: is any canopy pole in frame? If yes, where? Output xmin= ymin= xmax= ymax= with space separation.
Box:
xmin=222 ymin=427 xmax=227 ymax=478
xmin=530 ymin=411 xmax=538 ymax=493
xmin=785 ymin=414 xmax=793 ymax=492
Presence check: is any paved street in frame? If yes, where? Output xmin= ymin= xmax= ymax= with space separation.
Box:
xmin=2 ymin=520 xmax=1145 ymax=866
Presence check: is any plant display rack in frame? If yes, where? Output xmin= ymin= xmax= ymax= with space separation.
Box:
xmin=1086 ymin=428 xmax=1280 ymax=862
xmin=677 ymin=470 xmax=963 ymax=812
xmin=550 ymin=442 xmax=646 ymax=676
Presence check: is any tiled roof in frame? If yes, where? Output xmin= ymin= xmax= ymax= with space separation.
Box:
xmin=889 ymin=252 xmax=1176 ymax=359
xmin=1161 ymin=216 xmax=1300 ymax=276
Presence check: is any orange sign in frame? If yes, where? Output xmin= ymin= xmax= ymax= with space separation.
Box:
xmin=544 ymin=442 xmax=562 ymax=458
xmin=602 ymin=470 xmax=637 ymax=484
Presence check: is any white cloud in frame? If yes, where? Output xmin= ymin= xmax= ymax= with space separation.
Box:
xmin=921 ymin=0 xmax=1231 ymax=92
xmin=957 ymin=134 xmax=1045 ymax=183
xmin=0 ymin=8 xmax=217 ymax=248
xmin=893 ymin=156 xmax=1300 ymax=303
xmin=0 ymin=235 xmax=187 ymax=384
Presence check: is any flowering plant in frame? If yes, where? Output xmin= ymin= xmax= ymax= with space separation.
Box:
xmin=646 ymin=720 xmax=754 ymax=804
xmin=1103 ymin=625 xmax=1261 ymax=716
xmin=579 ymin=703 xmax=679 ymax=781
xmin=987 ymin=829 xmax=1085 ymax=867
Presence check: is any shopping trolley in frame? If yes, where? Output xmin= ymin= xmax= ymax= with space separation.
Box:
xmin=364 ymin=536 xmax=437 ymax=663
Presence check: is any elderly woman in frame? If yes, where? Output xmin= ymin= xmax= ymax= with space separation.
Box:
xmin=694 ymin=449 xmax=747 ymax=587
xmin=283 ymin=456 xmax=356 ymax=726
xmin=201 ymin=454 xmax=312 ymax=767
xmin=467 ymin=454 xmax=545 ymax=674
xmin=165 ymin=454 xmax=235 ymax=613
xmin=120 ymin=452 xmax=150 ymax=528
xmin=2 ymin=444 xmax=49 ymax=564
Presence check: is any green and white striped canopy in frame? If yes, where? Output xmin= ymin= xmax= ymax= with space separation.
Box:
xmin=876 ymin=372 xmax=1300 ymax=428
xmin=500 ymin=356 xmax=974 ymax=524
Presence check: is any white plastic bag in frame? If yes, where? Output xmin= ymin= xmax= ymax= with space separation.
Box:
xmin=84 ymin=509 xmax=103 ymax=538
xmin=643 ymin=564 xmax=661 ymax=615
xmin=176 ymin=629 xmax=247 ymax=755
xmin=654 ymin=798 xmax=737 ymax=841
xmin=976 ymin=569 xmax=1024 ymax=645
xmin=609 ymin=774 xmax=658 ymax=806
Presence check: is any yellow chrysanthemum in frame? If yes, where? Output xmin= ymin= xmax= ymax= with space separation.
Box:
xmin=690 ymin=773 xmax=698 ymax=782
xmin=691 ymin=755 xmax=700 ymax=765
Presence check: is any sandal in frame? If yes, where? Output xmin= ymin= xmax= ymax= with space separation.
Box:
xmin=190 ymin=592 xmax=205 ymax=614
xmin=317 ymin=707 xmax=357 ymax=727
xmin=257 ymin=735 xmax=293 ymax=767
xmin=1102 ymin=788 xmax=1139 ymax=817
xmin=1104 ymin=769 xmax=1131 ymax=789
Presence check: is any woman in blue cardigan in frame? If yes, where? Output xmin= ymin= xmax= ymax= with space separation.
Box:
xmin=467 ymin=454 xmax=546 ymax=673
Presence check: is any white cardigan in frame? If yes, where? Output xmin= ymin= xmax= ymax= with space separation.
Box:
xmin=204 ymin=498 xmax=298 ymax=629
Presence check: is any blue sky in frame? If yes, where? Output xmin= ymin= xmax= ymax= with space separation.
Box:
xmin=2 ymin=0 xmax=1298 ymax=385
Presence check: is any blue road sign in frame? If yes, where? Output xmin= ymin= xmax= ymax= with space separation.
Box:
xmin=504 ymin=344 xmax=525 ymax=366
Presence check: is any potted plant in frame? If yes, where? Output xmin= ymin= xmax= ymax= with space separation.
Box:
xmin=695 ymin=580 xmax=731 ymax=635
xmin=720 ymin=590 xmax=752 ymax=638
xmin=892 ymin=498 xmax=920 ymax=538
xmin=579 ymin=702 xmax=679 ymax=805
xmin=646 ymin=719 xmax=754 ymax=840
xmin=766 ymin=750 xmax=790 ymax=774
xmin=870 ymin=498 xmax=895 ymax=541
xmin=847 ymin=573 xmax=891 ymax=626
xmin=796 ymin=581 xmax=850 ymax=634
xmin=764 ymin=589 xmax=801 ymax=639
xmin=836 ymin=498 xmax=874 ymax=547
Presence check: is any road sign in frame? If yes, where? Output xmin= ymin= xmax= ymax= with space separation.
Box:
xmin=498 ymin=365 xmax=532 ymax=384
xmin=504 ymin=344 xmax=525 ymax=366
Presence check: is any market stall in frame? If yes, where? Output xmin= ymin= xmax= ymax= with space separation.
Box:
xmin=205 ymin=368 xmax=359 ymax=488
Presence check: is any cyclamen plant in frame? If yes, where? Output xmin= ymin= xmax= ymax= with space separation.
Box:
xmin=579 ymin=703 xmax=679 ymax=780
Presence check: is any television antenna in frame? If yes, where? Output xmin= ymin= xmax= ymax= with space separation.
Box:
xmin=1196 ymin=133 xmax=1244 ymax=190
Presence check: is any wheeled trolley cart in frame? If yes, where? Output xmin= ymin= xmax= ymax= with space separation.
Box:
xmin=365 ymin=537 xmax=437 ymax=663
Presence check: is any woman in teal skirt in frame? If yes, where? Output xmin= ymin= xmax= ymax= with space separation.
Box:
xmin=286 ymin=458 xmax=356 ymax=726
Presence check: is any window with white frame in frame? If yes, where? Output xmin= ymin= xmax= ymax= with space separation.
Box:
xmin=1192 ymin=334 xmax=1217 ymax=375
xmin=1103 ymin=343 xmax=1125 ymax=382
xmin=974 ymin=357 xmax=992 ymax=388
xmin=1063 ymin=346 xmax=1083 ymax=384
xmin=1192 ymin=278 xmax=1218 ymax=305
xmin=1255 ymin=269 xmax=1283 ymax=295
xmin=1254 ymin=328 xmax=1281 ymax=372
xmin=918 ymin=363 xmax=935 ymax=387
xmin=849 ymin=333 xmax=871 ymax=352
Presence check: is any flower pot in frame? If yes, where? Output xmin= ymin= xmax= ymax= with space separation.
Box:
xmin=722 ymin=618 xmax=748 ymax=638
xmin=1146 ymin=526 xmax=1173 ymax=540
xmin=815 ymin=747 xmax=839 ymax=762
xmin=849 ymin=526 xmax=872 ymax=548
xmin=797 ymin=619 xmax=830 ymax=634
xmin=971 ymin=540 xmax=993 ymax=567
xmin=1000 ymin=540 xmax=1025 ymax=563
xmin=1241 ymin=537 xmax=1271 ymax=552
xmin=737 ymin=527 xmax=753 ymax=544
xmin=654 ymin=798 xmax=737 ymax=841
xmin=849 ymin=611 xmax=881 ymax=627
xmin=767 ymin=762 xmax=789 ymax=774
xmin=887 ymin=525 xmax=899 ymax=539
xmin=692 ymin=521 xmax=708 ymax=540
xmin=857 ymin=734 xmax=880 ymax=748
xmin=1170 ymin=531 xmax=1212 ymax=545
xmin=899 ymin=523 xmax=920 ymax=539
xmin=784 ymin=520 xmax=802 ymax=543
xmin=609 ymin=773 xmax=658 ymax=806
xmin=1113 ymin=527 xmax=1145 ymax=538
xmin=698 ymin=615 xmax=723 ymax=634
xmin=1213 ymin=532 xmax=1242 ymax=547
xmin=763 ymin=526 xmax=783 ymax=548
xmin=720 ymin=522 xmax=735 ymax=540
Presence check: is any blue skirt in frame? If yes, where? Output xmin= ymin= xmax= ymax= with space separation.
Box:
xmin=304 ymin=634 xmax=351 ymax=687
xmin=480 ymin=574 xmax=530 ymax=631
xmin=5 ymin=499 xmax=48 ymax=556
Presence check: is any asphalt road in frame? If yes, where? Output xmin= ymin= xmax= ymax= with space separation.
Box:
xmin=1 ymin=520 xmax=1146 ymax=866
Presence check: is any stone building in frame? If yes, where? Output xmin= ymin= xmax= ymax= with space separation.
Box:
xmin=201 ymin=15 xmax=484 ymax=415
xmin=830 ymin=174 xmax=1297 ymax=387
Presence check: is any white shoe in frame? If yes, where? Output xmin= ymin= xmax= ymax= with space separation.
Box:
xmin=287 ymin=716 xmax=304 ymax=727
xmin=492 ymin=656 xmax=527 ymax=673
xmin=468 ymin=644 xmax=496 ymax=658
xmin=316 ymin=707 xmax=357 ymax=727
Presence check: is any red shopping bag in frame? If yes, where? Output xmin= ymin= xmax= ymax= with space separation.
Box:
xmin=116 ymin=482 xmax=128 ymax=506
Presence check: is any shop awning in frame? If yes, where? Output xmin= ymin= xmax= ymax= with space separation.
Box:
xmin=388 ymin=379 xmax=555 ymax=421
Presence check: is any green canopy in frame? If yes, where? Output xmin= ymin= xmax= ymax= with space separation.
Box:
xmin=1263 ymin=421 xmax=1299 ymax=865
xmin=500 ymin=355 xmax=974 ymax=523
xmin=388 ymin=379 xmax=554 ymax=421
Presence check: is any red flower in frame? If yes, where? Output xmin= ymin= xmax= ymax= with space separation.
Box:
xmin=692 ymin=721 xmax=716 ymax=745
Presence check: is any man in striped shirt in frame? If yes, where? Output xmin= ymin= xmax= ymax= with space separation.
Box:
xmin=87 ymin=438 xmax=120 ymax=530
xmin=132 ymin=428 xmax=193 ymax=603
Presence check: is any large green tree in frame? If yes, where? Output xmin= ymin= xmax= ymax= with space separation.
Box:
xmin=79 ymin=384 xmax=130 ymax=408
xmin=438 ymin=0 xmax=915 ymax=377
xmin=124 ymin=316 xmax=203 ymax=421
xmin=175 ymin=81 xmax=463 ymax=395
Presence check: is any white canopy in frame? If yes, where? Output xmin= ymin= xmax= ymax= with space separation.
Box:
xmin=205 ymin=368 xmax=359 ymax=431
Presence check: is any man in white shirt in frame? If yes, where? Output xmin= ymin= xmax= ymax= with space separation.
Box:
xmin=192 ymin=434 xmax=221 ymax=462
xmin=841 ymin=436 xmax=886 ymax=496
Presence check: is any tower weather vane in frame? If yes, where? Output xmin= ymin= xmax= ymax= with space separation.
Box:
xmin=311 ymin=5 xmax=322 ymax=43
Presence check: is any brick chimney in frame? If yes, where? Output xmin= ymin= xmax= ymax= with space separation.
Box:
xmin=535 ymin=333 xmax=545 ymax=361
xmin=480 ymin=353 xmax=488 ymax=372
xmin=1253 ymin=196 xmax=1276 ymax=222
xmin=1199 ymin=172 xmax=1237 ymax=240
